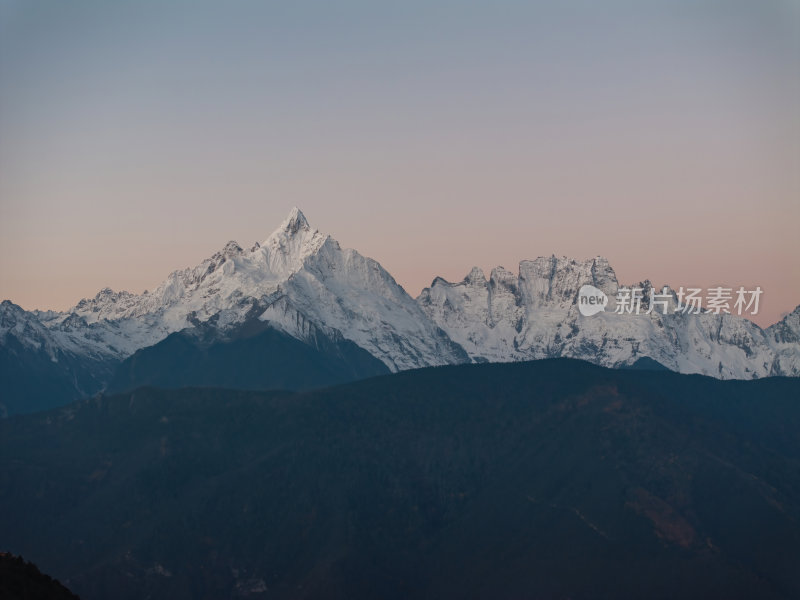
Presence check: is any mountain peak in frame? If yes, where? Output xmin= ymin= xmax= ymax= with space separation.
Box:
xmin=265 ymin=207 xmax=320 ymax=248
xmin=464 ymin=267 xmax=487 ymax=285
xmin=260 ymin=208 xmax=327 ymax=277
xmin=280 ymin=207 xmax=310 ymax=236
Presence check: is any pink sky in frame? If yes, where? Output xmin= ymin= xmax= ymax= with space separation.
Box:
xmin=1 ymin=1 xmax=798 ymax=328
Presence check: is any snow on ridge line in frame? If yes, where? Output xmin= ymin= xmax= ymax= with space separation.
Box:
xmin=2 ymin=208 xmax=799 ymax=379
xmin=417 ymin=258 xmax=800 ymax=379
xmin=4 ymin=208 xmax=470 ymax=371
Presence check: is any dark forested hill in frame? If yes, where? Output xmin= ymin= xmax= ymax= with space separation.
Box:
xmin=1 ymin=359 xmax=799 ymax=599
xmin=0 ymin=552 xmax=80 ymax=600
xmin=105 ymin=320 xmax=390 ymax=395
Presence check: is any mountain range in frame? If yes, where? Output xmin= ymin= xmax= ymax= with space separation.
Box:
xmin=2 ymin=208 xmax=799 ymax=415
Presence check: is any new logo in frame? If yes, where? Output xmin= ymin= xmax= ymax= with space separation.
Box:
xmin=578 ymin=285 xmax=608 ymax=316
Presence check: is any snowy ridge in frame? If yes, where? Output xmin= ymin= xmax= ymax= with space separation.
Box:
xmin=765 ymin=305 xmax=800 ymax=377
xmin=2 ymin=208 xmax=799 ymax=382
xmin=277 ymin=237 xmax=467 ymax=370
xmin=10 ymin=208 xmax=467 ymax=373
xmin=30 ymin=208 xmax=330 ymax=360
xmin=417 ymin=257 xmax=800 ymax=379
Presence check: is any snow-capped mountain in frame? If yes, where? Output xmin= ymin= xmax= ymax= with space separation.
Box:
xmin=417 ymin=256 xmax=800 ymax=379
xmin=765 ymin=305 xmax=800 ymax=377
xmin=2 ymin=208 xmax=799 ymax=415
xmin=21 ymin=208 xmax=468 ymax=372
xmin=0 ymin=300 xmax=114 ymax=415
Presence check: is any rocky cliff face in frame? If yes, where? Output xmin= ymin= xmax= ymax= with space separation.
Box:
xmin=417 ymin=257 xmax=800 ymax=379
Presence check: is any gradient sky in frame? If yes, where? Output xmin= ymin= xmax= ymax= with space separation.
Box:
xmin=1 ymin=0 xmax=798 ymax=327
